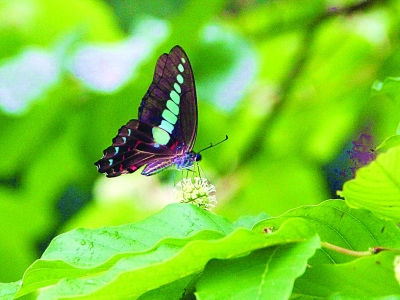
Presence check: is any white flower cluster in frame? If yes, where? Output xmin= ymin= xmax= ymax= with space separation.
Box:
xmin=173 ymin=177 xmax=217 ymax=210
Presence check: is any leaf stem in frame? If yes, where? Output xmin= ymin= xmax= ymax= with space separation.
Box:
xmin=321 ymin=242 xmax=395 ymax=257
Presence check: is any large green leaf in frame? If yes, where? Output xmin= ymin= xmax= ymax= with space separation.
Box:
xmin=4 ymin=202 xmax=399 ymax=299
xmin=13 ymin=204 xmax=315 ymax=299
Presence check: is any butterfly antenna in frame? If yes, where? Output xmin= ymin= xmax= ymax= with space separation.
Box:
xmin=198 ymin=135 xmax=228 ymax=154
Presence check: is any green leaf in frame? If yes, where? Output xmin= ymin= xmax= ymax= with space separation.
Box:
xmin=233 ymin=212 xmax=269 ymax=229
xmin=254 ymin=200 xmax=400 ymax=263
xmin=295 ymin=251 xmax=400 ymax=299
xmin=372 ymin=77 xmax=400 ymax=103
xmin=338 ymin=145 xmax=400 ymax=221
xmin=376 ymin=135 xmax=400 ymax=152
xmin=138 ymin=273 xmax=200 ymax=300
xmin=18 ymin=204 xmax=235 ymax=296
xmin=16 ymin=204 xmax=316 ymax=299
xmin=0 ymin=0 xmax=123 ymax=46
xmin=0 ymin=281 xmax=21 ymax=300
xmin=195 ymin=235 xmax=320 ymax=300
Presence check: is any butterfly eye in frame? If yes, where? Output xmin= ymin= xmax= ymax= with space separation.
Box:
xmin=195 ymin=153 xmax=202 ymax=162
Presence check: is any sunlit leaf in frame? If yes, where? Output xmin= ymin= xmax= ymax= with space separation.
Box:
xmin=16 ymin=204 xmax=316 ymax=299
xmin=295 ymin=252 xmax=400 ymax=298
xmin=375 ymin=135 xmax=400 ymax=152
xmin=338 ymin=145 xmax=400 ymax=221
xmin=196 ymin=236 xmax=320 ymax=300
xmin=0 ymin=281 xmax=21 ymax=300
xmin=254 ymin=200 xmax=400 ymax=263
xmin=372 ymin=77 xmax=400 ymax=103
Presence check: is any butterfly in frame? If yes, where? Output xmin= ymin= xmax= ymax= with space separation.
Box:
xmin=95 ymin=45 xmax=201 ymax=177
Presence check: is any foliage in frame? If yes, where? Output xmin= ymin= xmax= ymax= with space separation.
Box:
xmin=3 ymin=199 xmax=400 ymax=299
xmin=1 ymin=0 xmax=400 ymax=298
xmin=339 ymin=144 xmax=400 ymax=221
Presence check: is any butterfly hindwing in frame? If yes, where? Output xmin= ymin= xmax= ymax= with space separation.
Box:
xmin=95 ymin=46 xmax=199 ymax=177
xmin=95 ymin=120 xmax=177 ymax=177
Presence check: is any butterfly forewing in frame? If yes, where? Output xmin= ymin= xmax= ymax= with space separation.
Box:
xmin=139 ymin=46 xmax=197 ymax=151
xmin=95 ymin=46 xmax=199 ymax=177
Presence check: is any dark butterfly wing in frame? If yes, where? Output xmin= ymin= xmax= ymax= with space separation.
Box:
xmin=139 ymin=45 xmax=198 ymax=151
xmin=95 ymin=46 xmax=198 ymax=177
xmin=95 ymin=120 xmax=177 ymax=177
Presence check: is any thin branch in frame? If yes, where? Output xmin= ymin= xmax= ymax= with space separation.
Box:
xmin=237 ymin=0 xmax=384 ymax=167
xmin=321 ymin=242 xmax=374 ymax=257
xmin=321 ymin=242 xmax=400 ymax=257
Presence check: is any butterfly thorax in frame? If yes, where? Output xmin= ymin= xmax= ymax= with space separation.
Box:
xmin=174 ymin=151 xmax=201 ymax=170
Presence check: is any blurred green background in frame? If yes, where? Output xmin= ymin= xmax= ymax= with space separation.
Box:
xmin=1 ymin=0 xmax=399 ymax=282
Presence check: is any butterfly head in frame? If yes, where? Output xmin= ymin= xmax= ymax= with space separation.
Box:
xmin=195 ymin=152 xmax=202 ymax=162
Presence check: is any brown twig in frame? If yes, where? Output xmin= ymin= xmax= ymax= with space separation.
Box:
xmin=321 ymin=242 xmax=399 ymax=257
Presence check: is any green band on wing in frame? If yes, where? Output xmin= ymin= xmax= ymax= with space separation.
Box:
xmin=174 ymin=83 xmax=181 ymax=94
xmin=166 ymin=99 xmax=179 ymax=115
xmin=170 ymin=90 xmax=180 ymax=104
xmin=176 ymin=74 xmax=184 ymax=84
xmin=159 ymin=120 xmax=174 ymax=134
xmin=178 ymin=64 xmax=184 ymax=72
xmin=162 ymin=109 xmax=178 ymax=124
xmin=152 ymin=127 xmax=170 ymax=145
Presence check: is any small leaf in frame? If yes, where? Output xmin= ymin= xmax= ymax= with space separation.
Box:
xmin=0 ymin=281 xmax=21 ymax=300
xmin=338 ymin=145 xmax=400 ymax=221
xmin=375 ymin=135 xmax=400 ymax=152
xmin=295 ymin=251 xmax=400 ymax=298
xmin=371 ymin=77 xmax=400 ymax=103
xmin=195 ymin=235 xmax=320 ymax=300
